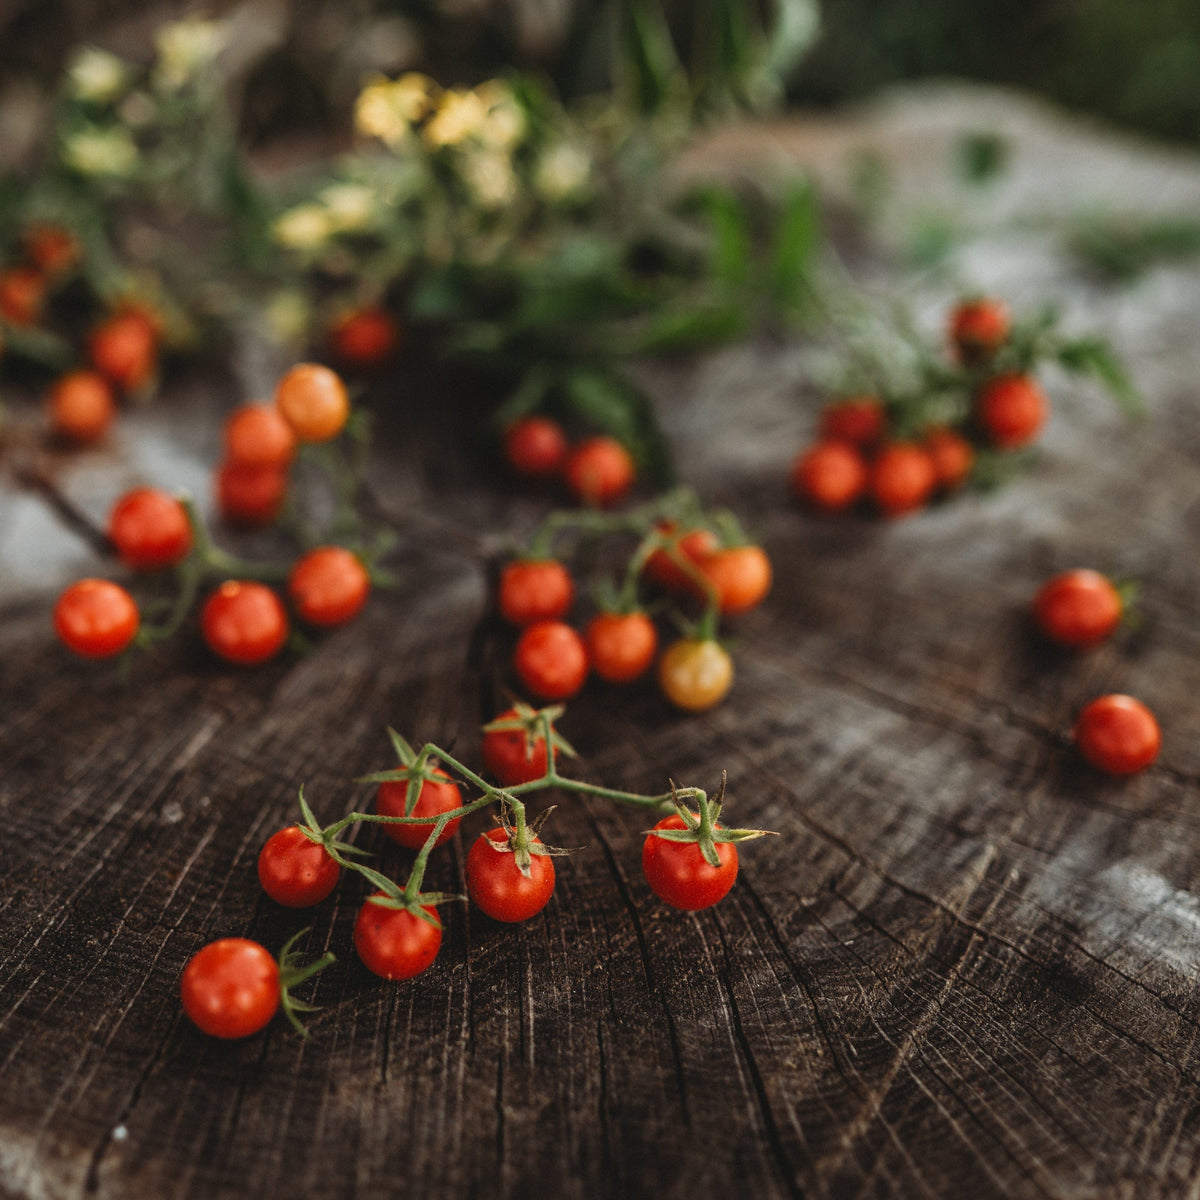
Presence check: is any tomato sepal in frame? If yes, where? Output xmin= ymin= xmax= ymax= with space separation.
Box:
xmin=276 ymin=927 xmax=336 ymax=1037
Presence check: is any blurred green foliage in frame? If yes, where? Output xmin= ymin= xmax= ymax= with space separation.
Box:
xmin=794 ymin=0 xmax=1200 ymax=144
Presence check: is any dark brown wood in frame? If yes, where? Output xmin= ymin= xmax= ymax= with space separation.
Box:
xmin=6 ymin=92 xmax=1200 ymax=1200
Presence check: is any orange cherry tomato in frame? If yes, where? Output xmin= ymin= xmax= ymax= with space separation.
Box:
xmin=657 ymin=638 xmax=733 ymax=711
xmin=869 ymin=442 xmax=937 ymax=517
xmin=818 ymin=397 xmax=886 ymax=446
xmin=563 ymin=436 xmax=635 ymax=506
xmin=0 ymin=266 xmax=45 ymax=326
xmin=512 ymin=620 xmax=589 ymax=701
xmin=54 ymin=579 xmax=140 ymax=658
xmin=108 ymin=488 xmax=192 ymax=570
xmin=275 ymin=363 xmax=350 ymax=442
xmin=224 ymin=404 xmax=296 ymax=470
xmin=497 ymin=559 xmax=574 ymax=626
xmin=976 ymin=374 xmax=1047 ymax=449
xmin=1033 ymin=569 xmax=1122 ymax=648
xmin=1074 ymin=694 xmax=1160 ymax=775
xmin=201 ymin=581 xmax=289 ymax=665
xmin=48 ymin=370 xmax=115 ymax=443
xmin=88 ymin=310 xmax=158 ymax=392
xmin=287 ymin=546 xmax=370 ymax=627
xmin=503 ymin=416 xmax=568 ymax=479
xmin=215 ymin=461 xmax=288 ymax=527
xmin=923 ymin=427 xmax=975 ymax=491
xmin=949 ymin=297 xmax=1010 ymax=363
xmin=696 ymin=545 xmax=772 ymax=614
xmin=585 ymin=611 xmax=658 ymax=683
xmin=328 ymin=306 xmax=399 ymax=369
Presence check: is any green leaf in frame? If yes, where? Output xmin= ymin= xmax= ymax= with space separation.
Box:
xmin=1055 ymin=337 xmax=1143 ymax=418
xmin=701 ymin=188 xmax=752 ymax=287
xmin=769 ymin=182 xmax=819 ymax=315
xmin=617 ymin=0 xmax=685 ymax=115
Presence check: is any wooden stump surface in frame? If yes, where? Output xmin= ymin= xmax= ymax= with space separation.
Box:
xmin=4 ymin=85 xmax=1200 ymax=1199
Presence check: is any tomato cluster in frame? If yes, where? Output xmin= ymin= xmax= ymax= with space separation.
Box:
xmin=493 ymin=493 xmax=770 ymax=711
xmin=180 ymin=707 xmax=774 ymax=1038
xmin=52 ymin=361 xmax=375 ymax=666
xmin=792 ymin=297 xmax=1054 ymax=519
xmin=502 ymin=416 xmax=636 ymax=507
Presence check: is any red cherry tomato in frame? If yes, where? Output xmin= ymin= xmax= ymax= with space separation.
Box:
xmin=48 ymin=370 xmax=115 ymax=443
xmin=1074 ymin=694 xmax=1160 ymax=775
xmin=181 ymin=938 xmax=280 ymax=1039
xmin=870 ymin=442 xmax=937 ymax=517
xmin=54 ymin=579 xmax=140 ymax=658
xmin=24 ymin=224 xmax=80 ymax=277
xmin=585 ymin=611 xmax=658 ymax=683
xmin=224 ymin=403 xmax=296 ymax=470
xmin=0 ymin=266 xmax=45 ymax=326
xmin=108 ymin=487 xmax=192 ymax=570
xmin=503 ymin=416 xmax=568 ymax=479
xmin=275 ymin=363 xmax=349 ymax=443
xmin=287 ymin=546 xmax=370 ymax=627
xmin=949 ymin=297 xmax=1010 ymax=363
xmin=819 ymin=397 xmax=886 ymax=446
xmin=466 ymin=828 xmax=556 ymax=922
xmin=695 ymin=544 xmax=772 ymax=614
xmin=976 ymin=374 xmax=1047 ymax=449
xmin=512 ymin=620 xmax=589 ymax=701
xmin=327 ymin=306 xmax=399 ymax=368
xmin=791 ymin=440 xmax=868 ymax=513
xmin=354 ymin=896 xmax=442 ymax=979
xmin=642 ymin=813 xmax=738 ymax=910
xmin=644 ymin=523 xmax=720 ymax=593
xmin=201 ymin=581 xmax=289 ymax=665
xmin=923 ymin=427 xmax=975 ymax=491
xmin=481 ymin=708 xmax=554 ymax=785
xmin=1033 ymin=569 xmax=1122 ymax=648
xmin=657 ymin=638 xmax=733 ymax=711
xmin=88 ymin=310 xmax=157 ymax=392
xmin=377 ymin=771 xmax=463 ymax=850
xmin=563 ymin=436 xmax=635 ymax=506
xmin=216 ymin=461 xmax=288 ymax=527
xmin=497 ymin=559 xmax=574 ymax=626
xmin=257 ymin=826 xmax=340 ymax=908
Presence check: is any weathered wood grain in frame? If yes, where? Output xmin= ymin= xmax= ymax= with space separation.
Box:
xmin=5 ymin=85 xmax=1200 ymax=1199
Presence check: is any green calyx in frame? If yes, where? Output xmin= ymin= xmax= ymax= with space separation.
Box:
xmin=483 ymin=797 xmax=576 ymax=878
xmin=276 ymin=927 xmax=336 ymax=1037
xmin=646 ymin=773 xmax=777 ymax=868
xmin=482 ymin=702 xmax=577 ymax=765
xmin=295 ymin=785 xmax=369 ymax=865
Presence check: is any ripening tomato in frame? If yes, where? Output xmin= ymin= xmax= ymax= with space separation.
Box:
xmin=642 ymin=813 xmax=737 ymax=910
xmin=23 ymin=224 xmax=80 ymax=276
xmin=377 ymin=770 xmax=463 ymax=850
xmin=949 ymin=297 xmax=1010 ymax=363
xmin=585 ymin=611 xmax=658 ymax=683
xmin=181 ymin=938 xmax=280 ymax=1038
xmin=481 ymin=707 xmax=554 ymax=785
xmin=819 ymin=397 xmax=886 ymax=446
xmin=657 ymin=638 xmax=733 ymax=711
xmin=48 ymin=370 xmax=115 ymax=443
xmin=354 ymin=896 xmax=442 ymax=980
xmin=644 ymin=523 xmax=720 ymax=593
xmin=498 ymin=559 xmax=574 ymax=626
xmin=287 ymin=546 xmax=370 ymax=627
xmin=466 ymin=828 xmax=556 ymax=922
xmin=976 ymin=374 xmax=1047 ymax=449
xmin=696 ymin=545 xmax=772 ymax=614
xmin=924 ymin=427 xmax=975 ymax=491
xmin=216 ymin=461 xmax=288 ymax=527
xmin=257 ymin=826 xmax=341 ymax=908
xmin=563 ymin=437 xmax=635 ymax=506
xmin=224 ymin=403 xmax=296 ymax=470
xmin=54 ymin=579 xmax=140 ymax=658
xmin=200 ymin=581 xmax=289 ymax=665
xmin=1033 ymin=569 xmax=1122 ymax=649
xmin=512 ymin=620 xmax=589 ymax=701
xmin=275 ymin=363 xmax=350 ymax=443
xmin=791 ymin=440 xmax=868 ymax=513
xmin=869 ymin=442 xmax=937 ymax=517
xmin=327 ymin=306 xmax=399 ymax=368
xmin=503 ymin=416 xmax=568 ymax=479
xmin=1074 ymin=694 xmax=1160 ymax=775
xmin=108 ymin=488 xmax=192 ymax=570
xmin=88 ymin=310 xmax=157 ymax=392
xmin=0 ymin=266 xmax=45 ymax=326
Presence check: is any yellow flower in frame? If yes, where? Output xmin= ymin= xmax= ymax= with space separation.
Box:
xmin=534 ymin=142 xmax=592 ymax=204
xmin=462 ymin=150 xmax=517 ymax=210
xmin=153 ymin=18 xmax=225 ymax=91
xmin=67 ymin=48 xmax=128 ymax=105
xmin=475 ymin=81 xmax=526 ymax=151
xmin=62 ymin=127 xmax=138 ymax=177
xmin=354 ymin=74 xmax=436 ymax=148
xmin=319 ymin=183 xmax=377 ymax=232
xmin=423 ymin=89 xmax=486 ymax=148
xmin=263 ymin=291 xmax=311 ymax=345
xmin=273 ymin=204 xmax=334 ymax=251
